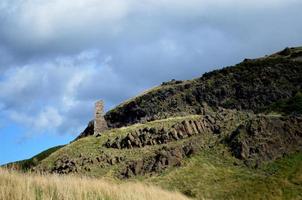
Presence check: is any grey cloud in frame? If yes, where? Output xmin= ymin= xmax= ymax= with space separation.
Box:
xmin=1 ymin=0 xmax=301 ymax=63
xmin=0 ymin=50 xmax=109 ymax=134
xmin=0 ymin=0 xmax=302 ymax=136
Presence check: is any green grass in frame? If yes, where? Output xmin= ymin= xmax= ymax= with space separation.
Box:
xmin=0 ymin=168 xmax=190 ymax=200
xmin=148 ymin=148 xmax=302 ymax=200
xmin=14 ymin=139 xmax=302 ymax=200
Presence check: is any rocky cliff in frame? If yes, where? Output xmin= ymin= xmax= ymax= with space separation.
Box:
xmin=104 ymin=47 xmax=302 ymax=128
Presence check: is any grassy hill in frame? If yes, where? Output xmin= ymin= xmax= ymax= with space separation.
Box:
xmin=4 ymin=139 xmax=301 ymax=199
xmin=33 ymin=109 xmax=301 ymax=199
xmin=4 ymin=46 xmax=302 ymax=200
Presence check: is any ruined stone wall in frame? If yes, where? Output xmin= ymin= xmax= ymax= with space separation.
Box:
xmin=94 ymin=100 xmax=108 ymax=135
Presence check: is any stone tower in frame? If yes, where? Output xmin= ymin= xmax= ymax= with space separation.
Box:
xmin=94 ymin=100 xmax=108 ymax=135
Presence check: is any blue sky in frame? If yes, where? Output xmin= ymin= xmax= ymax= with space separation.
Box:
xmin=0 ymin=0 xmax=302 ymax=165
xmin=0 ymin=122 xmax=73 ymax=165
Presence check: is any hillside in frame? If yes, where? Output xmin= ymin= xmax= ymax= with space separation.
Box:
xmin=105 ymin=47 xmax=302 ymax=128
xmin=4 ymin=145 xmax=64 ymax=171
xmin=32 ymin=111 xmax=302 ymax=199
xmin=3 ymin=46 xmax=302 ymax=200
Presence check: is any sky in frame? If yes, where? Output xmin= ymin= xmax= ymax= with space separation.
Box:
xmin=0 ymin=0 xmax=302 ymax=165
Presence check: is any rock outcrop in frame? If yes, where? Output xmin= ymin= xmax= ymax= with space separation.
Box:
xmin=105 ymin=107 xmax=251 ymax=149
xmin=226 ymin=115 xmax=302 ymax=167
xmin=51 ymin=153 xmax=125 ymax=174
xmin=104 ymin=117 xmax=216 ymax=149
xmin=121 ymin=142 xmax=198 ymax=178
xmin=74 ymin=120 xmax=94 ymax=141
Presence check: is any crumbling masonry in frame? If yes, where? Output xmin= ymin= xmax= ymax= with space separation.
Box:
xmin=94 ymin=100 xmax=108 ymax=135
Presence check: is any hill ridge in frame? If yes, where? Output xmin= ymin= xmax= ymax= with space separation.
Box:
xmin=104 ymin=47 xmax=302 ymax=128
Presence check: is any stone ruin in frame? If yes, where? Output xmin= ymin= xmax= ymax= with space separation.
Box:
xmin=94 ymin=100 xmax=108 ymax=135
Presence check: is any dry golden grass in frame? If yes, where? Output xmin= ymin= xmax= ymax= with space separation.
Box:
xmin=0 ymin=168 xmax=190 ymax=200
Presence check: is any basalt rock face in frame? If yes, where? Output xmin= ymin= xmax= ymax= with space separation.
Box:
xmin=42 ymin=105 xmax=302 ymax=177
xmin=121 ymin=142 xmax=198 ymax=178
xmin=74 ymin=120 xmax=94 ymax=141
xmin=226 ymin=115 xmax=302 ymax=167
xmin=104 ymin=118 xmax=216 ymax=149
xmin=48 ymin=107 xmax=253 ymax=176
xmin=50 ymin=153 xmax=126 ymax=174
xmin=52 ymin=155 xmax=78 ymax=174
xmin=105 ymin=108 xmax=251 ymax=150
xmin=105 ymin=48 xmax=302 ymax=128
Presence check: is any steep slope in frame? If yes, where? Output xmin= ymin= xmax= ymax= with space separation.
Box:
xmin=34 ymin=110 xmax=302 ymax=199
xmin=105 ymin=47 xmax=302 ymax=128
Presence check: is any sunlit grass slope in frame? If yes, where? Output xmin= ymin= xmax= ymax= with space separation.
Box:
xmin=0 ymin=168 xmax=190 ymax=200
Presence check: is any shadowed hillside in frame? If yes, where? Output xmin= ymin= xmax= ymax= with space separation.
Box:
xmin=105 ymin=47 xmax=302 ymax=128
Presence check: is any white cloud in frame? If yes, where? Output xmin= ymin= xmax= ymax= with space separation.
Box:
xmin=9 ymin=107 xmax=62 ymax=131
xmin=0 ymin=50 xmax=118 ymax=135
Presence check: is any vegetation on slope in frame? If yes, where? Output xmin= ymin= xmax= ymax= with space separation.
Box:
xmin=4 ymin=145 xmax=64 ymax=171
xmin=0 ymin=168 xmax=189 ymax=200
xmin=34 ymin=110 xmax=302 ymax=199
xmin=266 ymin=91 xmax=302 ymax=115
xmin=36 ymin=115 xmax=207 ymax=177
xmin=11 ymin=136 xmax=302 ymax=200
xmin=150 ymin=149 xmax=302 ymax=200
